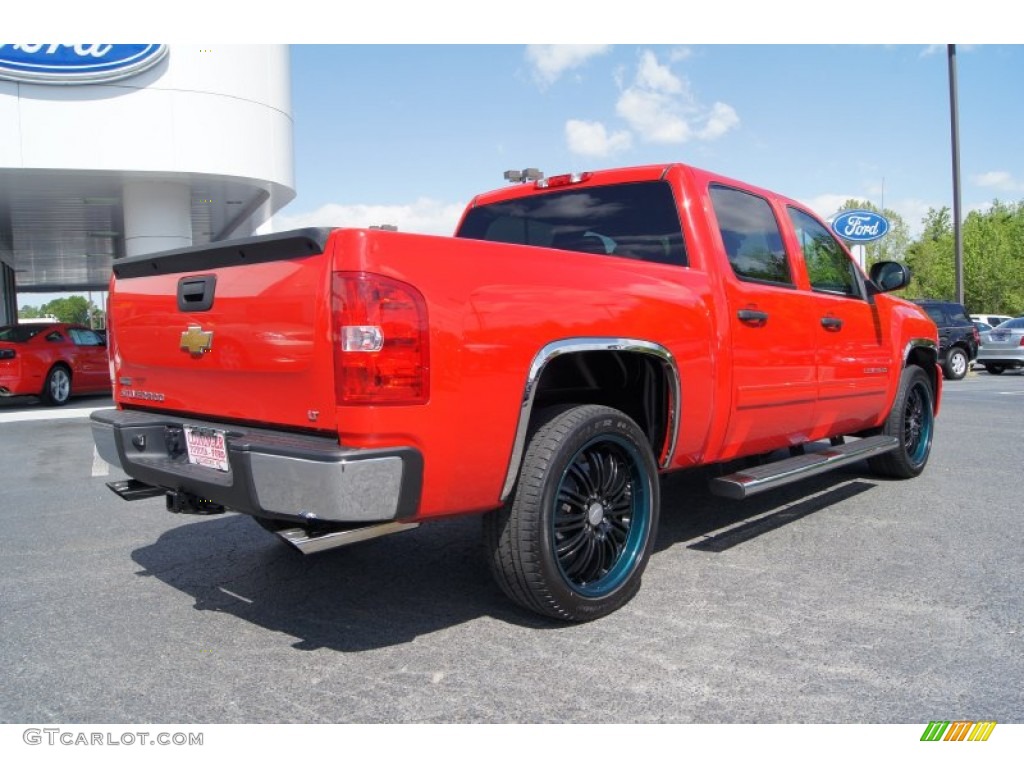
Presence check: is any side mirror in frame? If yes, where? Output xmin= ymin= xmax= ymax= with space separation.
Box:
xmin=869 ymin=261 xmax=911 ymax=293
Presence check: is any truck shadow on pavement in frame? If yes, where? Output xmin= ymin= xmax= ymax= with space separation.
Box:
xmin=130 ymin=464 xmax=879 ymax=650
xmin=657 ymin=466 xmax=877 ymax=554
xmin=131 ymin=512 xmax=532 ymax=652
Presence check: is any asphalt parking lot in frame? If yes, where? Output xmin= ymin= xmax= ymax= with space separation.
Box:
xmin=1 ymin=372 xmax=1022 ymax=724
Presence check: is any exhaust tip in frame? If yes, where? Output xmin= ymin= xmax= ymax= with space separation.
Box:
xmin=275 ymin=520 xmax=419 ymax=555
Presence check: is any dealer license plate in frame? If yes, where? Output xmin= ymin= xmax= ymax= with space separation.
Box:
xmin=184 ymin=425 xmax=229 ymax=472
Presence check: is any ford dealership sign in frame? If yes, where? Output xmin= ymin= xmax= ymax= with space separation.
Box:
xmin=0 ymin=44 xmax=167 ymax=84
xmin=831 ymin=210 xmax=890 ymax=243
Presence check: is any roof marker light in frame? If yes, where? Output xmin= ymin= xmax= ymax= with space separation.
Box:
xmin=535 ymin=172 xmax=593 ymax=189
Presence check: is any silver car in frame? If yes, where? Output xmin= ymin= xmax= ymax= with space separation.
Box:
xmin=978 ymin=317 xmax=1024 ymax=375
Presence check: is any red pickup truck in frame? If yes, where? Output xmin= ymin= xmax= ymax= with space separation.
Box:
xmin=92 ymin=162 xmax=940 ymax=621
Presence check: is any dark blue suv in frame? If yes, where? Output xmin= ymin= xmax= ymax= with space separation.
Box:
xmin=913 ymin=300 xmax=979 ymax=380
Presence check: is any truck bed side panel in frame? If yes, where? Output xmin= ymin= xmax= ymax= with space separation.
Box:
xmin=328 ymin=229 xmax=716 ymax=518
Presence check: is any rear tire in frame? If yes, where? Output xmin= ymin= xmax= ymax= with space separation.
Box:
xmin=986 ymin=364 xmax=1006 ymax=375
xmin=42 ymin=365 xmax=71 ymax=406
xmin=868 ymin=366 xmax=935 ymax=479
xmin=484 ymin=405 xmax=660 ymax=622
xmin=943 ymin=348 xmax=969 ymax=380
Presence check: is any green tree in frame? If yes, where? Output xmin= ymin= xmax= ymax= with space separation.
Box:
xmin=961 ymin=200 xmax=1024 ymax=314
xmin=18 ymin=304 xmax=43 ymax=319
xmin=904 ymin=206 xmax=954 ymax=300
xmin=902 ymin=201 xmax=1024 ymax=315
xmin=921 ymin=206 xmax=952 ymax=242
xmin=40 ymin=295 xmax=91 ymax=324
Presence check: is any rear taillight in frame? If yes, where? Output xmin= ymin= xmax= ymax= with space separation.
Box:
xmin=332 ymin=272 xmax=429 ymax=405
xmin=1019 ymin=336 xmax=1024 ymax=347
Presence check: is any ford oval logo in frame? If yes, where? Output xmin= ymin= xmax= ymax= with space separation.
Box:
xmin=831 ymin=210 xmax=890 ymax=243
xmin=0 ymin=44 xmax=167 ymax=84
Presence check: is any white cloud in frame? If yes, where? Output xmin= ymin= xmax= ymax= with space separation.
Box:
xmin=616 ymin=89 xmax=690 ymax=143
xmin=525 ymin=45 xmax=611 ymax=86
xmin=614 ymin=50 xmax=738 ymax=145
xmin=697 ymin=102 xmax=740 ymax=140
xmin=635 ymin=50 xmax=683 ymax=94
xmin=973 ymin=170 xmax=1024 ymax=192
xmin=893 ymin=198 xmax=939 ymax=234
xmin=565 ymin=119 xmax=633 ymax=157
xmin=800 ymin=194 xmax=857 ymax=221
xmin=272 ymin=198 xmax=465 ymax=236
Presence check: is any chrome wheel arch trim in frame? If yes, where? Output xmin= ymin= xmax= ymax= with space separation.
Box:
xmin=902 ymin=337 xmax=938 ymax=367
xmin=500 ymin=338 xmax=681 ymax=502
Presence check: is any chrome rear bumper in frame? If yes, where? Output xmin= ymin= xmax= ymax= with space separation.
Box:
xmin=91 ymin=408 xmax=422 ymax=524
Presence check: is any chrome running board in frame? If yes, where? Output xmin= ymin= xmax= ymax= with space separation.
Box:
xmin=708 ymin=435 xmax=899 ymax=500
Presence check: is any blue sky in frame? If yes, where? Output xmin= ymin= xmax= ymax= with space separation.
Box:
xmin=277 ymin=44 xmax=1023 ymax=239
xmin=13 ymin=4 xmax=1021 ymax=306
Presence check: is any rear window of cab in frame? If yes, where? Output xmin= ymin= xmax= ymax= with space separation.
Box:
xmin=456 ymin=180 xmax=688 ymax=267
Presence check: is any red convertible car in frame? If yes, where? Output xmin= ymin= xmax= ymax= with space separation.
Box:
xmin=0 ymin=323 xmax=111 ymax=406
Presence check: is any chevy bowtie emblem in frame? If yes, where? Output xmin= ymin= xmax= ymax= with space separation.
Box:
xmin=180 ymin=325 xmax=214 ymax=355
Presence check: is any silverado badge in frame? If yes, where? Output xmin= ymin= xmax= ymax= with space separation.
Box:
xmin=180 ymin=325 xmax=214 ymax=355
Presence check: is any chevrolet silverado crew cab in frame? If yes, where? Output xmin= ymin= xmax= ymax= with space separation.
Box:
xmin=92 ymin=162 xmax=941 ymax=621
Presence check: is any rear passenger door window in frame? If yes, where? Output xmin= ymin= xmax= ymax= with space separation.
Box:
xmin=709 ymin=185 xmax=792 ymax=286
xmin=788 ymin=207 xmax=862 ymax=298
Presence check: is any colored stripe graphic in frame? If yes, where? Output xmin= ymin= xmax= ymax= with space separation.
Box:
xmin=968 ymin=722 xmax=997 ymax=741
xmin=944 ymin=721 xmax=973 ymax=741
xmin=921 ymin=720 xmax=996 ymax=742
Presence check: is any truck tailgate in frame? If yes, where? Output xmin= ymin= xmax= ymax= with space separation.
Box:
xmin=109 ymin=229 xmax=339 ymax=432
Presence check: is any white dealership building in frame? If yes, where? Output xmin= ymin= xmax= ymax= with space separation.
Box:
xmin=0 ymin=44 xmax=295 ymax=324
